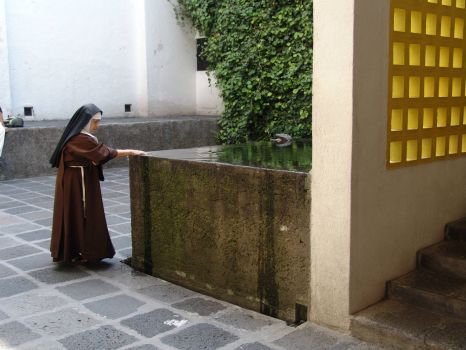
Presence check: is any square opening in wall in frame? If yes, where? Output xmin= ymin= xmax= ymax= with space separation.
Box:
xmin=436 ymin=137 xmax=446 ymax=156
xmin=452 ymin=78 xmax=462 ymax=96
xmin=449 ymin=135 xmax=459 ymax=154
xmin=392 ymin=76 xmax=405 ymax=98
xmin=422 ymin=138 xmax=433 ymax=159
xmin=425 ymin=46 xmax=436 ymax=67
xmin=462 ymin=135 xmax=466 ymax=152
xmin=409 ymin=77 xmax=421 ymax=98
xmin=455 ymin=18 xmax=464 ymax=39
xmin=125 ymin=104 xmax=132 ymax=112
xmin=407 ymin=140 xmax=418 ymax=161
xmin=411 ymin=11 xmax=422 ymax=33
xmin=442 ymin=0 xmax=452 ymax=5
xmin=390 ymin=141 xmax=403 ymax=163
xmin=437 ymin=107 xmax=448 ymax=127
xmin=451 ymin=107 xmax=461 ymax=125
xmin=439 ymin=77 xmax=450 ymax=97
xmin=391 ymin=109 xmax=403 ymax=131
xmin=439 ymin=47 xmax=450 ymax=67
xmin=457 ymin=0 xmax=466 ymax=9
xmin=393 ymin=42 xmax=405 ymax=65
xmin=409 ymin=44 xmax=421 ymax=66
xmin=197 ymin=38 xmax=208 ymax=71
xmin=24 ymin=106 xmax=33 ymax=117
xmin=453 ymin=48 xmax=463 ymax=68
xmin=408 ymin=109 xmax=419 ymax=129
xmin=426 ymin=14 xmax=437 ymax=35
xmin=441 ymin=16 xmax=452 ymax=37
xmin=423 ymin=108 xmax=434 ymax=128
xmin=424 ymin=77 xmax=435 ymax=97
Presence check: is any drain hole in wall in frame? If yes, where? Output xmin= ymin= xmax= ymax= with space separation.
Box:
xmin=125 ymin=104 xmax=132 ymax=112
xmin=24 ymin=106 xmax=33 ymax=117
xmin=294 ymin=303 xmax=308 ymax=326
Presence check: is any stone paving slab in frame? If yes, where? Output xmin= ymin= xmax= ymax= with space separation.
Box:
xmin=0 ymin=310 xmax=9 ymax=321
xmin=124 ymin=345 xmax=160 ymax=350
xmin=56 ymin=279 xmax=120 ymax=301
xmin=235 ymin=342 xmax=274 ymax=350
xmin=0 ymin=168 xmax=384 ymax=350
xmin=0 ymin=321 xmax=41 ymax=347
xmin=0 ymin=222 xmax=44 ymax=234
xmin=0 ymin=290 xmax=69 ymax=317
xmin=8 ymin=253 xmax=54 ymax=271
xmin=121 ymin=308 xmax=187 ymax=338
xmin=0 ymin=276 xmax=38 ymax=297
xmin=84 ymin=294 xmax=145 ymax=319
xmin=0 ymin=235 xmax=22 ymax=249
xmin=0 ymin=262 xmax=17 ymax=278
xmin=215 ymin=308 xmax=278 ymax=331
xmin=17 ymin=229 xmax=52 ymax=242
xmin=33 ymin=239 xmax=52 ymax=249
xmin=24 ymin=308 xmax=100 ymax=336
xmin=28 ymin=265 xmax=90 ymax=284
xmin=136 ymin=283 xmax=199 ymax=304
xmin=172 ymin=297 xmax=227 ymax=316
xmin=160 ymin=323 xmax=239 ymax=350
xmin=59 ymin=325 xmax=137 ymax=350
xmin=0 ymin=244 xmax=42 ymax=260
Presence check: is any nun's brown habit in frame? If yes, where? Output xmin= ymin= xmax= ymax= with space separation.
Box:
xmin=50 ymin=104 xmax=117 ymax=262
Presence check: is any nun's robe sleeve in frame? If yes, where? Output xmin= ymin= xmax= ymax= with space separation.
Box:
xmin=65 ymin=135 xmax=118 ymax=165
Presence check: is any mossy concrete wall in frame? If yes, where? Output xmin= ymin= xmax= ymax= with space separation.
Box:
xmin=130 ymin=156 xmax=310 ymax=322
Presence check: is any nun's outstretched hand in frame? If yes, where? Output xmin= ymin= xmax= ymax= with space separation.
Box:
xmin=116 ymin=149 xmax=147 ymax=157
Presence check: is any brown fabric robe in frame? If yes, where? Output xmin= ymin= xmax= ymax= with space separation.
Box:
xmin=50 ymin=133 xmax=118 ymax=262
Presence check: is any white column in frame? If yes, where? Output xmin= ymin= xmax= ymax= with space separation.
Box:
xmin=310 ymin=0 xmax=354 ymax=330
xmin=0 ymin=0 xmax=12 ymax=114
xmin=144 ymin=0 xmax=196 ymax=116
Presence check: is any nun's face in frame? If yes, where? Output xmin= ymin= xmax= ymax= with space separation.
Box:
xmin=89 ymin=118 xmax=101 ymax=132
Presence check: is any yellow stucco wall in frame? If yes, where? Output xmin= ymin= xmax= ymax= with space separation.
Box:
xmin=388 ymin=0 xmax=466 ymax=167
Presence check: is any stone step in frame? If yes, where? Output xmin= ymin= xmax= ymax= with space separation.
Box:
xmin=418 ymin=241 xmax=466 ymax=279
xmin=445 ymin=217 xmax=466 ymax=241
xmin=352 ymin=299 xmax=466 ymax=350
xmin=388 ymin=269 xmax=466 ymax=320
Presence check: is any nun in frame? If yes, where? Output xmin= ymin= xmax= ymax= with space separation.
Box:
xmin=49 ymin=103 xmax=145 ymax=263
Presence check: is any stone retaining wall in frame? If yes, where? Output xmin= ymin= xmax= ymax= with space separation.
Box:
xmin=129 ymin=154 xmax=310 ymax=323
xmin=0 ymin=116 xmax=218 ymax=180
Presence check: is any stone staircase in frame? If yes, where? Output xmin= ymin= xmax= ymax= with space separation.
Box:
xmin=352 ymin=218 xmax=466 ymax=349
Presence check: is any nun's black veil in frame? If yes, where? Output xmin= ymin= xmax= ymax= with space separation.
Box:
xmin=49 ymin=103 xmax=103 ymax=168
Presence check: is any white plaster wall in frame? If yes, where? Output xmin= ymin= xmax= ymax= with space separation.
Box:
xmin=196 ymin=72 xmax=223 ymax=115
xmin=4 ymin=0 xmax=149 ymax=120
xmin=349 ymin=0 xmax=466 ymax=314
xmin=310 ymin=0 xmax=354 ymax=330
xmin=0 ymin=0 xmax=12 ymax=114
xmin=144 ymin=0 xmax=196 ymax=116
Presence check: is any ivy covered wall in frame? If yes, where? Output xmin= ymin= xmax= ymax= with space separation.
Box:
xmin=175 ymin=0 xmax=313 ymax=143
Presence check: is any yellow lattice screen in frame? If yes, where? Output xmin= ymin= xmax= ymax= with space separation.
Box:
xmin=388 ymin=0 xmax=466 ymax=168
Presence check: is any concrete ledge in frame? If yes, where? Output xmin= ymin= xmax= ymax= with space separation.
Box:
xmin=0 ymin=116 xmax=219 ymax=180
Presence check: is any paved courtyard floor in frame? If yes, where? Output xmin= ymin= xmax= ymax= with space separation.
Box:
xmin=0 ymin=167 xmax=382 ymax=350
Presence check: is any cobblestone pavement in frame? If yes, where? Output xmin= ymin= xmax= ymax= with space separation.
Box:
xmin=0 ymin=168 xmax=382 ymax=350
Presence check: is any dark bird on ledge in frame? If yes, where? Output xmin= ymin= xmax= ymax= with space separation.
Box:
xmin=271 ymin=133 xmax=292 ymax=147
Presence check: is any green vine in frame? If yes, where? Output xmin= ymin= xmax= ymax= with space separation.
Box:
xmin=174 ymin=0 xmax=313 ymax=144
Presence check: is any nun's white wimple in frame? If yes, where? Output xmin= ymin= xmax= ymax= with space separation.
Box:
xmin=81 ymin=112 xmax=102 ymax=141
